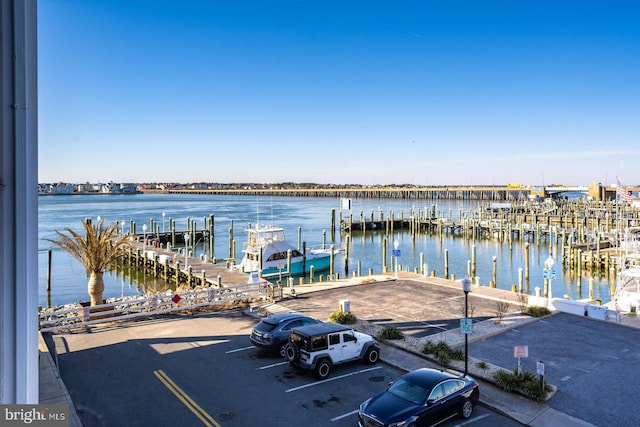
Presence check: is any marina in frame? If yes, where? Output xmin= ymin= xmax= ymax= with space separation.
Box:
xmin=38 ymin=193 xmax=639 ymax=309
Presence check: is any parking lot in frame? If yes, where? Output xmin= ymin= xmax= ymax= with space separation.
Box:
xmin=49 ymin=310 xmax=519 ymax=426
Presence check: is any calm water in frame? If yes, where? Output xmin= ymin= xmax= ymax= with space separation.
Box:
xmin=38 ymin=194 xmax=614 ymax=307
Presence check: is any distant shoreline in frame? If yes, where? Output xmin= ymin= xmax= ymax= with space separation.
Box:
xmin=38 ymin=191 xmax=141 ymax=196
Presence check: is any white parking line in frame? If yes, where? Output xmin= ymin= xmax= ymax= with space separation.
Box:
xmin=285 ymin=366 xmax=382 ymax=393
xmin=258 ymin=361 xmax=289 ymax=370
xmin=331 ymin=409 xmax=359 ymax=422
xmin=225 ymin=345 xmax=255 ymax=354
xmin=383 ymin=310 xmax=447 ymax=331
xmin=457 ymin=413 xmax=491 ymax=425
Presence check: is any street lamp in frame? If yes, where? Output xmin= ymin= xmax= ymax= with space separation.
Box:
xmin=462 ymin=277 xmax=472 ymax=376
xmin=184 ymin=233 xmax=190 ymax=269
xmin=162 ymin=211 xmax=166 ymax=233
xmin=142 ymin=224 xmax=147 ymax=253
xmin=544 ymin=254 xmax=555 ymax=306
xmin=393 ymin=240 xmax=400 ymax=279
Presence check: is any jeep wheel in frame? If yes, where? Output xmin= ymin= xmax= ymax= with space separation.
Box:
xmin=284 ymin=343 xmax=300 ymax=362
xmin=364 ymin=347 xmax=380 ymax=365
xmin=315 ymin=359 xmax=332 ymax=380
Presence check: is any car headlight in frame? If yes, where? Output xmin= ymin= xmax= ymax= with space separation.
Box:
xmin=389 ymin=422 xmax=406 ymax=427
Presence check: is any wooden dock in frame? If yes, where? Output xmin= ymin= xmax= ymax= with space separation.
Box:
xmin=121 ymin=239 xmax=251 ymax=289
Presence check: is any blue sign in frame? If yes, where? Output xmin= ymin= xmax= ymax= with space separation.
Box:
xmin=460 ymin=318 xmax=473 ymax=335
xmin=543 ymin=269 xmax=556 ymax=279
xmin=392 ymin=249 xmax=401 ymax=257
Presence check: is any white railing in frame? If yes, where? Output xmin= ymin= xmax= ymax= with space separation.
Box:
xmin=39 ymin=282 xmax=267 ymax=332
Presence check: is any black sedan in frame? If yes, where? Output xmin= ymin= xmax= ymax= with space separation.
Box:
xmin=358 ymin=368 xmax=480 ymax=427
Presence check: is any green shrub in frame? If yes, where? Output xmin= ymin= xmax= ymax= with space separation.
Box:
xmin=378 ymin=325 xmax=405 ymax=340
xmin=422 ymin=340 xmax=465 ymax=366
xmin=476 ymin=361 xmax=489 ymax=370
xmin=422 ymin=340 xmax=438 ymax=354
xmin=494 ymin=370 xmax=518 ymax=392
xmin=328 ymin=310 xmax=357 ymax=324
xmin=435 ymin=349 xmax=451 ymax=367
xmin=450 ymin=348 xmax=465 ymax=361
xmin=494 ymin=369 xmax=551 ymax=402
xmin=525 ymin=306 xmax=551 ymax=317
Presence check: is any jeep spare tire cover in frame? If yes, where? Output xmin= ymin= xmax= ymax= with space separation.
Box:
xmin=285 ymin=342 xmax=300 ymax=362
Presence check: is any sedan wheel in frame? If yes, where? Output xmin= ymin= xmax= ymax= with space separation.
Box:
xmin=279 ymin=343 xmax=287 ymax=358
xmin=461 ymin=399 xmax=474 ymax=419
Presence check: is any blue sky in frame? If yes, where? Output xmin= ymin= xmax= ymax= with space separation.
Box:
xmin=38 ymin=0 xmax=640 ymax=186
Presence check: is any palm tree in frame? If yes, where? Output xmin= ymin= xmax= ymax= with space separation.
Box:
xmin=44 ymin=218 xmax=132 ymax=306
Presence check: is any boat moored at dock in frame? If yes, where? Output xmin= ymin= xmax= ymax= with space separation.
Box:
xmin=237 ymin=224 xmax=334 ymax=278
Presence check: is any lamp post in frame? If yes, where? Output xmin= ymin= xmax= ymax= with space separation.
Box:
xmin=462 ymin=277 xmax=472 ymax=376
xmin=142 ymin=224 xmax=147 ymax=253
xmin=162 ymin=211 xmax=166 ymax=233
xmin=544 ymin=254 xmax=555 ymax=306
xmin=184 ymin=233 xmax=190 ymax=270
xmin=393 ymin=240 xmax=400 ymax=279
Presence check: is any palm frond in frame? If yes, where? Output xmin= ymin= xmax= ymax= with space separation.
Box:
xmin=43 ymin=218 xmax=132 ymax=273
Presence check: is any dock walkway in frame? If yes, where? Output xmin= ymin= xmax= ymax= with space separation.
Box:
xmin=123 ymin=238 xmax=250 ymax=288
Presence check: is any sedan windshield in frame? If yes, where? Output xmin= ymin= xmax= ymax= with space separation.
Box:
xmin=387 ymin=378 xmax=429 ymax=405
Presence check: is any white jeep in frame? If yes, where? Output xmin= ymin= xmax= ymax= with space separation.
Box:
xmin=284 ymin=322 xmax=380 ymax=379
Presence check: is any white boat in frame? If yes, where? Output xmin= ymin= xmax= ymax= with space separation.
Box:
xmin=611 ymin=231 xmax=640 ymax=312
xmin=237 ymin=224 xmax=334 ymax=277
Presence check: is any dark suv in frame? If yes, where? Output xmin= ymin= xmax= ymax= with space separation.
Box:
xmin=285 ymin=322 xmax=380 ymax=379
xmin=250 ymin=312 xmax=320 ymax=356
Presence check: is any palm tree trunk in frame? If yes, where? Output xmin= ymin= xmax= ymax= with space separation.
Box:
xmin=88 ymin=272 xmax=105 ymax=306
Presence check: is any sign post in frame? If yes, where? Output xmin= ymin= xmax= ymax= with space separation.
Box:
xmin=514 ymin=345 xmax=529 ymax=375
xmin=537 ymin=360 xmax=546 ymax=393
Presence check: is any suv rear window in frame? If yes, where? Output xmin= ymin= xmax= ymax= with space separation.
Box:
xmin=254 ymin=319 xmax=278 ymax=333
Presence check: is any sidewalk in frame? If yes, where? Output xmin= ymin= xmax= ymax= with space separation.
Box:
xmin=38 ymin=333 xmax=83 ymax=427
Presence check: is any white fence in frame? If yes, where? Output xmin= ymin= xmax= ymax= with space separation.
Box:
xmin=39 ymin=282 xmax=267 ymax=332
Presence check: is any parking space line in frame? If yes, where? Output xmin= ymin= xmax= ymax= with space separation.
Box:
xmin=225 ymin=345 xmax=255 ymax=354
xmin=384 ymin=310 xmax=447 ymax=331
xmin=258 ymin=361 xmax=289 ymax=370
xmin=285 ymin=366 xmax=382 ymax=393
xmin=331 ymin=409 xmax=359 ymax=422
xmin=153 ymin=369 xmax=221 ymax=427
xmin=459 ymin=413 xmax=491 ymax=424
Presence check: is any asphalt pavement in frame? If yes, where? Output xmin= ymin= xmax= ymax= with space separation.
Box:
xmin=40 ymin=272 xmax=639 ymax=426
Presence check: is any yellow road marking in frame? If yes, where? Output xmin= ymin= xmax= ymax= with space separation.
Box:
xmin=153 ymin=370 xmax=221 ymax=427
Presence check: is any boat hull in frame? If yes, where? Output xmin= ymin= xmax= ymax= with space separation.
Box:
xmin=260 ymin=254 xmax=333 ymax=277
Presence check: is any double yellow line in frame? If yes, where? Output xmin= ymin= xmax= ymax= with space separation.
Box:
xmin=153 ymin=369 xmax=221 ymax=427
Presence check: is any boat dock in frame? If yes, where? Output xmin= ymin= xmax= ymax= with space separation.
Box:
xmin=121 ymin=239 xmax=249 ymax=289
